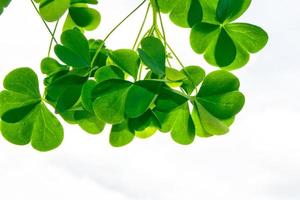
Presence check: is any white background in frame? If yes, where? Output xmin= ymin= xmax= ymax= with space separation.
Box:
xmin=0 ymin=0 xmax=300 ymax=199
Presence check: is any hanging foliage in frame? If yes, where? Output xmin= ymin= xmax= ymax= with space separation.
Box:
xmin=0 ymin=0 xmax=268 ymax=151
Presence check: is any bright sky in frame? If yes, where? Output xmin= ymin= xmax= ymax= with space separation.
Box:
xmin=0 ymin=0 xmax=300 ymax=200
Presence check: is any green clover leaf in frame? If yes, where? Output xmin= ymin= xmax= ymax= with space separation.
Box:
xmin=45 ymin=73 xmax=87 ymax=113
xmin=55 ymin=28 xmax=91 ymax=68
xmin=110 ymin=120 xmax=135 ymax=147
xmin=38 ymin=0 xmax=71 ymax=22
xmin=155 ymin=103 xmax=195 ymax=145
xmin=0 ymin=68 xmax=64 ymax=151
xmin=156 ymin=0 xmax=203 ymax=28
xmin=128 ymin=110 xmax=160 ymax=139
xmin=63 ymin=3 xmax=101 ymax=31
xmin=192 ymin=70 xmax=244 ymax=137
xmin=190 ymin=0 xmax=268 ymax=69
xmin=108 ymin=49 xmax=141 ymax=80
xmin=138 ymin=36 xmax=166 ymax=76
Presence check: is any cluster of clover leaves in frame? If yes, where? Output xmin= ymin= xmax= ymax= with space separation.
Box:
xmin=0 ymin=0 xmax=268 ymax=151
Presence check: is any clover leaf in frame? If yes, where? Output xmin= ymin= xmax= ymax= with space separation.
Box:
xmin=156 ymin=0 xmax=203 ymax=28
xmin=0 ymin=68 xmax=64 ymax=151
xmin=63 ymin=3 xmax=101 ymax=31
xmin=92 ymin=79 xmax=132 ymax=124
xmin=94 ymin=65 xmax=125 ymax=83
xmin=92 ymin=79 xmax=163 ymax=124
xmin=128 ymin=110 xmax=160 ymax=139
xmin=109 ymin=49 xmax=141 ymax=79
xmin=190 ymin=0 xmax=268 ymax=69
xmin=73 ymin=110 xmax=105 ymax=134
xmin=55 ymin=28 xmax=91 ymax=68
xmin=110 ymin=120 xmax=135 ymax=147
xmin=155 ymin=103 xmax=195 ymax=145
xmin=192 ymin=70 xmax=244 ymax=136
xmin=38 ymin=0 xmax=71 ymax=22
xmin=138 ymin=36 xmax=166 ymax=76
xmin=0 ymin=0 xmax=11 ymax=15
xmin=45 ymin=73 xmax=87 ymax=113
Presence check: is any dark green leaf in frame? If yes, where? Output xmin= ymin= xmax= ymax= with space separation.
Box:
xmin=215 ymin=28 xmax=236 ymax=67
xmin=138 ymin=37 xmax=166 ymax=76
xmin=169 ymin=0 xmax=203 ymax=28
xmin=128 ymin=110 xmax=160 ymax=139
xmin=125 ymin=81 xmax=158 ymax=118
xmin=69 ymin=5 xmax=101 ymax=31
xmin=55 ymin=28 xmax=90 ymax=68
xmin=197 ymin=70 xmax=245 ymax=119
xmin=216 ymin=0 xmax=251 ymax=23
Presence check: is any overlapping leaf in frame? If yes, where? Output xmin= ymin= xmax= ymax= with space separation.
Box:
xmin=192 ymin=70 xmax=244 ymax=137
xmin=138 ymin=36 xmax=166 ymax=76
xmin=156 ymin=0 xmax=203 ymax=28
xmin=63 ymin=3 xmax=101 ymax=31
xmin=37 ymin=0 xmax=71 ymax=22
xmin=0 ymin=68 xmax=64 ymax=151
xmin=55 ymin=28 xmax=91 ymax=68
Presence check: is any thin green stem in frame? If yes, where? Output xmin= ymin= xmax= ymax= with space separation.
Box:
xmin=48 ymin=20 xmax=60 ymax=56
xmin=155 ymin=29 xmax=198 ymax=94
xmin=132 ymin=3 xmax=151 ymax=50
xmin=30 ymin=0 xmax=58 ymax=44
xmin=91 ymin=0 xmax=147 ymax=67
xmin=155 ymin=0 xmax=167 ymax=49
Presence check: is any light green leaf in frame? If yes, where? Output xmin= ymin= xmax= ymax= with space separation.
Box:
xmin=0 ymin=68 xmax=64 ymax=151
xmin=110 ymin=120 xmax=135 ymax=147
xmin=192 ymin=100 xmax=229 ymax=136
xmin=39 ymin=0 xmax=70 ymax=22
xmin=74 ymin=110 xmax=105 ymax=134
xmin=81 ymin=80 xmax=97 ymax=113
xmin=191 ymin=70 xmax=244 ymax=136
xmin=155 ymin=0 xmax=179 ymax=13
xmin=41 ymin=57 xmax=69 ymax=76
xmin=190 ymin=22 xmax=220 ymax=54
xmin=94 ymin=65 xmax=124 ymax=83
xmin=169 ymin=0 xmax=203 ymax=28
xmin=92 ymin=79 xmax=132 ymax=124
xmin=109 ymin=49 xmax=140 ymax=79
xmin=225 ymin=23 xmax=268 ymax=53
xmin=155 ymin=103 xmax=195 ymax=145
xmin=181 ymin=65 xmax=206 ymax=94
